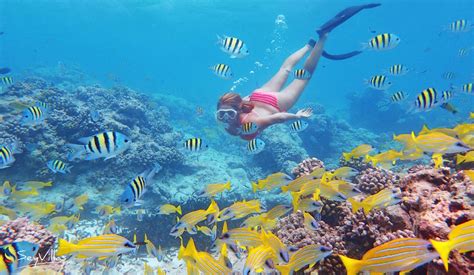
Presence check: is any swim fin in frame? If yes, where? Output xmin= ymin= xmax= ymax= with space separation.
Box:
xmin=317 ymin=3 xmax=381 ymax=36
xmin=322 ymin=50 xmax=362 ymax=60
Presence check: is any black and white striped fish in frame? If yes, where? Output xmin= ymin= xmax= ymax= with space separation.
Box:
xmin=294 ymin=69 xmax=311 ymax=80
xmin=448 ymin=19 xmax=471 ymax=33
xmin=366 ymin=33 xmax=400 ymax=50
xmin=290 ymin=120 xmax=309 ymax=132
xmin=366 ymin=75 xmax=391 ymax=90
xmin=441 ymin=90 xmax=454 ymax=102
xmin=1 ymin=76 xmax=13 ymax=85
xmin=240 ymin=122 xmax=258 ymax=135
xmin=414 ymin=88 xmax=438 ymax=111
xmin=441 ymin=71 xmax=456 ymax=80
xmin=120 ymin=164 xmax=161 ymax=208
xmin=47 ymin=160 xmax=72 ymax=174
xmin=211 ymin=64 xmax=233 ymax=79
xmin=388 ymin=64 xmax=409 ymax=76
xmin=217 ymin=35 xmax=249 ymax=58
xmin=183 ymin=138 xmax=208 ymax=152
xmin=247 ymin=138 xmax=265 ymax=154
xmin=0 ymin=142 xmax=20 ymax=169
xmin=21 ymin=103 xmax=49 ymax=126
xmin=390 ymin=91 xmax=407 ymax=103
xmin=67 ymin=131 xmax=131 ymax=161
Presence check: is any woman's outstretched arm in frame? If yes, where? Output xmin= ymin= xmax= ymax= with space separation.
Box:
xmin=255 ymin=108 xmax=312 ymax=126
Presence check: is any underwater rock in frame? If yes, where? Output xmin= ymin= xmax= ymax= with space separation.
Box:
xmin=0 ymin=78 xmax=184 ymax=183
xmin=355 ymin=166 xmax=399 ymax=194
xmin=400 ymin=166 xmax=473 ymax=274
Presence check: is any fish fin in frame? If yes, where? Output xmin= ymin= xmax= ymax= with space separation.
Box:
xmin=225 ymin=181 xmax=231 ymax=190
xmin=230 ymin=55 xmax=237 ymax=59
xmin=216 ymin=34 xmax=223 ymax=45
xmin=456 ymin=154 xmax=465 ymax=164
xmin=342 ymin=152 xmax=351 ymax=161
xmin=339 ymin=255 xmax=362 ymax=275
xmin=281 ymin=185 xmax=289 ymax=193
xmin=176 ymin=205 xmax=182 ymax=215
xmin=56 ymin=238 xmax=76 ymax=256
xmin=348 ymin=198 xmax=362 ymax=214
xmin=66 ymin=144 xmax=85 ymax=161
xmin=430 ymin=239 xmax=452 ymax=271
xmin=104 ymin=154 xmax=117 ymax=161
xmin=251 ymin=181 xmax=259 ymax=193
xmin=77 ymin=137 xmax=93 ymax=144
xmin=275 ymin=264 xmax=291 ymax=275
xmin=290 ymin=192 xmax=300 ymax=212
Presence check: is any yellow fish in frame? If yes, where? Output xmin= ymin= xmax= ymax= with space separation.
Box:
xmin=56 ymin=234 xmax=136 ymax=258
xmin=8 ymin=187 xmax=39 ymax=200
xmin=251 ymin=172 xmax=292 ymax=192
xmin=303 ymin=212 xmax=319 ymax=231
xmin=73 ymin=193 xmax=89 ymax=211
xmin=48 ymin=223 xmax=68 ymax=235
xmin=196 ymin=224 xmax=217 ymax=241
xmin=328 ymin=180 xmax=362 ymax=198
xmin=1 ymin=181 xmax=13 ymax=196
xmin=399 ymin=149 xmax=424 ymax=161
xmin=182 ymin=238 xmax=232 ymax=274
xmin=411 ymin=131 xmax=470 ymax=154
xmin=260 ymin=230 xmax=290 ymax=263
xmin=430 ymin=219 xmax=474 ymax=271
xmin=463 ymin=170 xmax=474 ymax=181
xmin=456 ymin=151 xmax=474 ymax=164
xmin=157 ymin=267 xmax=166 ymax=275
xmin=241 ymin=204 xmax=292 ymax=229
xmin=470 ymin=112 xmax=474 ymax=119
xmin=0 ymin=205 xmax=17 ymax=219
xmin=157 ymin=204 xmax=182 ymax=215
xmin=218 ymin=199 xmax=261 ymax=221
xmin=453 ymin=123 xmax=474 ymax=137
xmin=432 ymin=153 xmax=444 ymax=168
xmin=264 ymin=204 xmax=293 ymax=220
xmin=170 ymin=200 xmax=219 ymax=236
xmin=144 ymin=233 xmax=163 ymax=261
xmin=144 ymin=262 xmax=154 ymax=275
xmin=340 ymin=238 xmax=439 ymax=275
xmin=243 ymin=245 xmax=274 ymax=274
xmin=348 ymin=188 xmax=402 ymax=215
xmin=103 ymin=219 xmax=118 ymax=234
xmin=22 ymin=180 xmax=53 ymax=189
xmin=280 ymin=174 xmax=315 ymax=193
xmin=96 ymin=205 xmax=121 ymax=217
xmin=196 ymin=181 xmax=231 ymax=197
xmin=365 ymin=150 xmax=403 ymax=166
xmin=276 ymin=244 xmax=332 ymax=275
xmin=219 ymin=227 xmax=264 ymax=247
xmin=342 ymin=144 xmax=373 ymax=161
xmin=418 ymin=124 xmax=459 ymax=138
xmin=16 ymin=201 xmax=56 ymax=220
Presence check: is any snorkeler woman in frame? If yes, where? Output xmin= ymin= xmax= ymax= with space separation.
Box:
xmin=216 ymin=3 xmax=381 ymax=140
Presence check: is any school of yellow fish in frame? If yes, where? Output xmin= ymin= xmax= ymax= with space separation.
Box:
xmin=0 ymin=118 xmax=472 ymax=274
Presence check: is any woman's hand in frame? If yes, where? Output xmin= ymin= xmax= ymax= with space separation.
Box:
xmin=296 ymin=108 xmax=313 ymax=118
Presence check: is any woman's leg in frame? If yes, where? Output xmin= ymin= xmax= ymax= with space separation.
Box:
xmin=277 ymin=34 xmax=328 ymax=111
xmin=259 ymin=44 xmax=312 ymax=93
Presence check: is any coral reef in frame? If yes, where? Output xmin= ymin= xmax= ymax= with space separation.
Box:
xmin=0 ymin=77 xmax=183 ymax=181
xmin=354 ymin=166 xmax=399 ymax=195
xmin=274 ymin=159 xmax=473 ymax=274
xmin=291 ymin=157 xmax=325 ymax=177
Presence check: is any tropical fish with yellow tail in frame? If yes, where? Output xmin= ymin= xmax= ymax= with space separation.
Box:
xmin=243 ymin=245 xmax=274 ymax=274
xmin=430 ymin=219 xmax=474 ymax=271
xmin=16 ymin=201 xmax=57 ymax=220
xmin=456 ymin=151 xmax=474 ymax=164
xmin=144 ymin=233 xmax=164 ymax=261
xmin=196 ymin=181 xmax=231 ymax=198
xmin=339 ymin=238 xmax=439 ymax=275
xmin=181 ymin=238 xmax=232 ymax=274
xmin=304 ymin=212 xmax=319 ymax=231
xmin=0 ymin=206 xmax=17 ymax=220
xmin=219 ymin=227 xmax=264 ymax=247
xmin=157 ymin=203 xmax=182 ymax=215
xmin=169 ymin=200 xmax=219 ymax=236
xmin=432 ymin=153 xmax=444 ymax=168
xmin=275 ymin=244 xmax=332 ymax=275
xmin=470 ymin=112 xmax=474 ymax=119
xmin=196 ymin=224 xmax=217 ymax=241
xmin=325 ymin=167 xmax=359 ymax=181
xmin=260 ymin=230 xmax=290 ymax=263
xmin=348 ymin=188 xmax=402 ymax=214
xmin=96 ymin=205 xmax=121 ymax=217
xmin=418 ymin=124 xmax=459 ymax=138
xmin=218 ymin=199 xmax=261 ymax=221
xmin=251 ymin=172 xmax=292 ymax=192
xmin=7 ymin=187 xmax=39 ymax=201
xmin=342 ymin=144 xmax=373 ymax=161
xmin=411 ymin=131 xmax=471 ymax=154
xmin=22 ymin=181 xmax=52 ymax=189
xmin=464 ymin=170 xmax=474 ymax=181
xmin=365 ymin=150 xmax=403 ymax=166
xmin=56 ymin=234 xmax=136 ymax=258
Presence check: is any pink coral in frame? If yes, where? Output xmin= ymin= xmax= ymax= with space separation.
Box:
xmin=291 ymin=157 xmax=325 ymax=178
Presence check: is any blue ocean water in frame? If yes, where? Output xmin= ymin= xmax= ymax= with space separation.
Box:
xmin=1 ymin=1 xmax=474 ymax=274
xmin=3 ymin=0 xmax=472 ymax=132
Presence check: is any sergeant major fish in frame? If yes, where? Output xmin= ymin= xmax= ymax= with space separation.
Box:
xmin=67 ymin=131 xmax=131 ymax=161
xmin=120 ymin=164 xmax=161 ymax=208
xmin=0 ymin=142 xmax=20 ymax=169
xmin=47 ymin=160 xmax=72 ymax=174
xmin=217 ymin=35 xmax=249 ymax=58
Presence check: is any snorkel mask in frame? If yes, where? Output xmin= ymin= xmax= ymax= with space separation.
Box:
xmin=215 ymin=108 xmax=238 ymax=123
